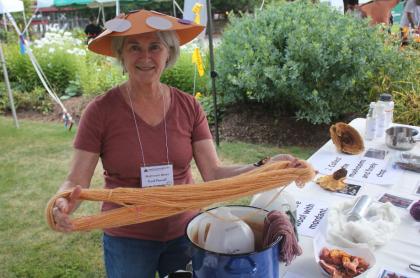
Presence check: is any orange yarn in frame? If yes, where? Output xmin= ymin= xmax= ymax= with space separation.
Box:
xmin=46 ymin=160 xmax=315 ymax=232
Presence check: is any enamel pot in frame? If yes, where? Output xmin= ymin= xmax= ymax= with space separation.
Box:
xmin=186 ymin=205 xmax=281 ymax=278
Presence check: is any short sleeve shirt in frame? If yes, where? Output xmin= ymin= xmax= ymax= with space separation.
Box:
xmin=74 ymin=86 xmax=213 ymax=241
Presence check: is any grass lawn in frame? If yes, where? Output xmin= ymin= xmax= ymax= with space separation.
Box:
xmin=0 ymin=116 xmax=315 ymax=277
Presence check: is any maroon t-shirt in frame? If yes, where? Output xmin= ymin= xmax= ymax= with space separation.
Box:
xmin=74 ymin=86 xmax=212 ymax=241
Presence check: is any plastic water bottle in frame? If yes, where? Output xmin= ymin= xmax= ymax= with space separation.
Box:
xmin=375 ymin=102 xmax=386 ymax=138
xmin=365 ymin=102 xmax=376 ymax=141
xmin=378 ymin=93 xmax=394 ymax=129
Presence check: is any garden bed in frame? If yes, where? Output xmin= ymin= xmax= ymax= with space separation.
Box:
xmin=219 ymin=104 xmax=331 ymax=148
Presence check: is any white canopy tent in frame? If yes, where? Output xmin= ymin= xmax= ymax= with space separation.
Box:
xmin=36 ymin=0 xmax=55 ymax=9
xmin=0 ymin=0 xmax=24 ymax=14
xmin=0 ymin=0 xmax=24 ymax=128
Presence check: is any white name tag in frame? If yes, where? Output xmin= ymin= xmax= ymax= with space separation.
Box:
xmin=141 ymin=164 xmax=174 ymax=187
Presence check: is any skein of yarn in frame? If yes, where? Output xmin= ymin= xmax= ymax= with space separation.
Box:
xmin=46 ymin=160 xmax=315 ymax=232
xmin=262 ymin=210 xmax=302 ymax=265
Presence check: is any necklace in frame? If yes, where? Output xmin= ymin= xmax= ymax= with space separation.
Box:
xmin=125 ymin=83 xmax=170 ymax=166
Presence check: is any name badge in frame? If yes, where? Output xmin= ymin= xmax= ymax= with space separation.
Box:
xmin=141 ymin=164 xmax=174 ymax=187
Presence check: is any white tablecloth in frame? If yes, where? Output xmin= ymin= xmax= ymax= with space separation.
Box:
xmin=280 ymin=118 xmax=420 ymax=278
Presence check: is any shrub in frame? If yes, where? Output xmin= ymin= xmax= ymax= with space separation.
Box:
xmin=0 ymin=86 xmax=53 ymax=114
xmin=78 ymin=53 xmax=126 ymax=97
xmin=161 ymin=50 xmax=209 ymax=95
xmin=3 ymin=31 xmax=84 ymax=95
xmin=216 ymin=2 xmax=410 ymax=124
xmin=368 ymin=47 xmax=420 ymax=126
xmin=195 ymin=92 xmax=224 ymax=125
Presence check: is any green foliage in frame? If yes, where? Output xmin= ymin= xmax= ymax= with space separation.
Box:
xmin=216 ymin=2 xmax=411 ymax=124
xmin=0 ymin=86 xmax=54 ymax=114
xmin=161 ymin=51 xmax=209 ymax=95
xmin=367 ymin=46 xmax=420 ymax=126
xmin=196 ymin=93 xmax=224 ymax=125
xmin=62 ymin=80 xmax=82 ymax=100
xmin=78 ymin=52 xmax=126 ymax=97
xmin=3 ymin=35 xmax=82 ymax=95
xmin=210 ymin=0 xmax=262 ymax=13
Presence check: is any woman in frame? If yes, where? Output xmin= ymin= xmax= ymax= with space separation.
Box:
xmin=51 ymin=10 xmax=300 ymax=278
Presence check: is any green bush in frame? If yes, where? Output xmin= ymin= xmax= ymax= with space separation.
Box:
xmin=78 ymin=52 xmax=126 ymax=97
xmin=0 ymin=86 xmax=53 ymax=114
xmin=393 ymin=50 xmax=420 ymax=126
xmin=3 ymin=31 xmax=83 ymax=95
xmin=161 ymin=51 xmax=209 ymax=95
xmin=216 ymin=2 xmax=410 ymax=124
xmin=368 ymin=46 xmax=420 ymax=126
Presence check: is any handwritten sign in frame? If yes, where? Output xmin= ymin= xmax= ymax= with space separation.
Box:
xmin=295 ymin=199 xmax=329 ymax=238
xmin=310 ymin=148 xmax=400 ymax=185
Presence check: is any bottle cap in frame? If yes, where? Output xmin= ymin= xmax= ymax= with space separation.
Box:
xmin=379 ymin=93 xmax=392 ymax=101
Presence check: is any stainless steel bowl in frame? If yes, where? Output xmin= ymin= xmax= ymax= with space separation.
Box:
xmin=385 ymin=126 xmax=420 ymax=150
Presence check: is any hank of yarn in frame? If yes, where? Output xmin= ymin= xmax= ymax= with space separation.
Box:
xmin=262 ymin=210 xmax=302 ymax=265
xmin=410 ymin=200 xmax=420 ymax=221
xmin=46 ymin=160 xmax=315 ymax=232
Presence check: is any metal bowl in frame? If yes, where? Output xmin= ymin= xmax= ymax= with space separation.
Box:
xmin=385 ymin=126 xmax=420 ymax=150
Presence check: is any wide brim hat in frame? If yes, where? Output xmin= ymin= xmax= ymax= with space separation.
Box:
xmin=88 ymin=9 xmax=205 ymax=57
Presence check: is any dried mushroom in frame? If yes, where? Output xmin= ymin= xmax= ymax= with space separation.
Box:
xmin=316 ymin=168 xmax=347 ymax=191
xmin=330 ymin=122 xmax=364 ymax=155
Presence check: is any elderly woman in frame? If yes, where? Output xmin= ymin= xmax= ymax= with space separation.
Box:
xmin=51 ymin=10 xmax=300 ymax=278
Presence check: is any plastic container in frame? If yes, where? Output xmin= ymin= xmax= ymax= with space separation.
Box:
xmin=313 ymin=230 xmax=376 ymax=278
xmin=378 ymin=93 xmax=394 ymax=129
xmin=196 ymin=207 xmax=255 ymax=255
xmin=250 ymin=185 xmax=297 ymax=214
xmin=364 ymin=102 xmax=376 ymax=141
xmin=375 ymin=102 xmax=386 ymax=138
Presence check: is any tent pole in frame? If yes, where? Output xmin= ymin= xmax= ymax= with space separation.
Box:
xmin=116 ymin=0 xmax=120 ymax=16
xmin=22 ymin=11 xmax=29 ymax=38
xmin=102 ymin=5 xmax=106 ymax=26
xmin=97 ymin=5 xmax=101 ymax=24
xmin=0 ymin=41 xmax=19 ymax=128
xmin=173 ymin=0 xmax=176 ymax=16
xmin=3 ymin=14 xmax=7 ymax=31
xmin=205 ymin=0 xmax=219 ymax=146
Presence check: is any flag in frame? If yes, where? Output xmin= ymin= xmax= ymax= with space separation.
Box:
xmin=19 ymin=35 xmax=26 ymax=55
xmin=192 ymin=3 xmax=203 ymax=24
xmin=192 ymin=47 xmax=205 ymax=77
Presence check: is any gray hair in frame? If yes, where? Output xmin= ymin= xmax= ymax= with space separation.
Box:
xmin=111 ymin=31 xmax=180 ymax=69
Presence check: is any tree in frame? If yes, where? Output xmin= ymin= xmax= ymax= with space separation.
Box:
xmin=210 ymin=0 xmax=261 ymax=13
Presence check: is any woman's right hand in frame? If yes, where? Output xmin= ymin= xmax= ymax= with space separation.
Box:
xmin=52 ymin=185 xmax=82 ymax=232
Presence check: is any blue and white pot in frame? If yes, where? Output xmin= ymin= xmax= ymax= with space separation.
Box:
xmin=186 ymin=205 xmax=281 ymax=278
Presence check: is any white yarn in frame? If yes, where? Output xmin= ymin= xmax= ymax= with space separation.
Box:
xmin=327 ymin=200 xmax=400 ymax=249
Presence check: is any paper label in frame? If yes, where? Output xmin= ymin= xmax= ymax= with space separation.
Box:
xmin=141 ymin=164 xmax=174 ymax=187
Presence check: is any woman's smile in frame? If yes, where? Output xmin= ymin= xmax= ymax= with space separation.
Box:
xmin=135 ymin=64 xmax=155 ymax=71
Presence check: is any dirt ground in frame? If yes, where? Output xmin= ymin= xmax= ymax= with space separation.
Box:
xmin=7 ymin=96 xmax=92 ymax=123
xmin=219 ymin=105 xmax=330 ymax=148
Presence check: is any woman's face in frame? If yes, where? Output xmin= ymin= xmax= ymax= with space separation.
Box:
xmin=121 ymin=32 xmax=169 ymax=86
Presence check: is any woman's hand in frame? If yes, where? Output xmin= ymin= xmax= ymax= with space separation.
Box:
xmin=52 ymin=185 xmax=82 ymax=232
xmin=270 ymin=154 xmax=303 ymax=168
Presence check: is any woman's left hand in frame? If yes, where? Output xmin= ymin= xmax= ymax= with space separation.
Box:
xmin=270 ymin=154 xmax=303 ymax=168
